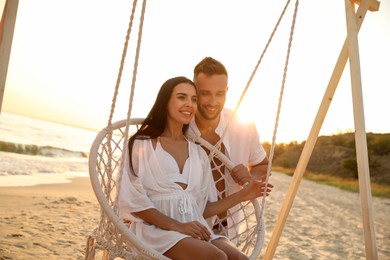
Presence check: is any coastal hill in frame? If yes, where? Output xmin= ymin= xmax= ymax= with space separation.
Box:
xmin=264 ymin=132 xmax=390 ymax=196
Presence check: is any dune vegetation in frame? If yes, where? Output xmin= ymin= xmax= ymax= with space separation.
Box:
xmin=264 ymin=132 xmax=390 ymax=198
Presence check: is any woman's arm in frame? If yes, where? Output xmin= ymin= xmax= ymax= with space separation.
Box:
xmin=133 ymin=209 xmax=212 ymax=241
xmin=203 ymin=180 xmax=272 ymax=219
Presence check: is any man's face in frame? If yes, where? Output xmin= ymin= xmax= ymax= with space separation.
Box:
xmin=195 ymin=72 xmax=228 ymax=121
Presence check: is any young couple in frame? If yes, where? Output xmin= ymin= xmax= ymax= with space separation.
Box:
xmin=118 ymin=57 xmax=272 ymax=259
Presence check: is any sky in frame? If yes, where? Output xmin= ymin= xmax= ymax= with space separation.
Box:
xmin=1 ymin=0 xmax=389 ymax=143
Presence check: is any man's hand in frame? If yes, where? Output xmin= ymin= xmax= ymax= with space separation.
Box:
xmin=248 ymin=158 xmax=269 ymax=181
xmin=231 ymin=164 xmax=252 ymax=186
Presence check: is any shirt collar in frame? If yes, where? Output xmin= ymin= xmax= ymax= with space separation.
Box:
xmin=187 ymin=109 xmax=232 ymax=160
xmin=188 ymin=109 xmax=229 ymax=138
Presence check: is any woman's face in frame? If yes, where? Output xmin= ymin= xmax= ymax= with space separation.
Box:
xmin=166 ymin=83 xmax=198 ymax=125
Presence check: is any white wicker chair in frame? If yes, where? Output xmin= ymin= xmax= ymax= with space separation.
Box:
xmin=85 ymin=118 xmax=265 ymax=260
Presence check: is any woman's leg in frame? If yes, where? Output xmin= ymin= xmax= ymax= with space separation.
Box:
xmin=211 ymin=238 xmax=248 ymax=260
xmin=164 ymin=237 xmax=227 ymax=260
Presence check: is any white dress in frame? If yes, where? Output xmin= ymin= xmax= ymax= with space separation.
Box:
xmin=118 ymin=138 xmax=222 ymax=254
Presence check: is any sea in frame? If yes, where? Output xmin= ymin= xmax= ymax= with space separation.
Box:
xmin=0 ymin=112 xmax=99 ymax=187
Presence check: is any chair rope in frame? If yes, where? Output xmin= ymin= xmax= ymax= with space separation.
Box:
xmin=261 ymin=0 xmax=300 ymax=210
xmin=107 ymin=0 xmax=140 ymax=127
xmin=114 ymin=0 xmax=147 ymax=212
xmin=215 ymin=0 xmax=300 ymax=225
xmin=218 ymin=0 xmax=293 ymax=143
xmin=86 ymin=0 xmax=149 ymax=259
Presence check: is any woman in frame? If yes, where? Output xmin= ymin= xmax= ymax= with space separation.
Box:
xmin=118 ymin=76 xmax=270 ymax=259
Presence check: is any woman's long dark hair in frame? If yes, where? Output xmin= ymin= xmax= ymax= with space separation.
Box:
xmin=128 ymin=76 xmax=196 ymax=176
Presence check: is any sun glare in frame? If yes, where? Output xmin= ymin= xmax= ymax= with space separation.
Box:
xmin=236 ymin=106 xmax=254 ymax=124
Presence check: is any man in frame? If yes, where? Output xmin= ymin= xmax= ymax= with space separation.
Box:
xmin=187 ymin=56 xmax=270 ymax=240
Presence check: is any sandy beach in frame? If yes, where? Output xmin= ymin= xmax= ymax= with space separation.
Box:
xmin=0 ymin=172 xmax=389 ymax=260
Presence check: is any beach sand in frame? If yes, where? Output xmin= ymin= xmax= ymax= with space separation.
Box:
xmin=0 ymin=172 xmax=389 ymax=260
xmin=0 ymin=178 xmax=99 ymax=259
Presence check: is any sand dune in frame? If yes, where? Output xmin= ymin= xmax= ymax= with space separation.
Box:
xmin=0 ymin=172 xmax=389 ymax=259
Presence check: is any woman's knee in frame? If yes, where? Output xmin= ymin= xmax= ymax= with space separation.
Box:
xmin=203 ymin=246 xmax=228 ymax=260
xmin=211 ymin=238 xmax=248 ymax=260
xmin=221 ymin=248 xmax=248 ymax=260
xmin=164 ymin=238 xmax=228 ymax=260
xmin=232 ymin=251 xmax=249 ymax=260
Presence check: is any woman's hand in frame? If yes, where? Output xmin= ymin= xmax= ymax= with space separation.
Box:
xmin=133 ymin=209 xmax=211 ymax=240
xmin=240 ymin=180 xmax=273 ymax=201
xmin=174 ymin=221 xmax=211 ymax=241
xmin=203 ymin=180 xmax=274 ymax=219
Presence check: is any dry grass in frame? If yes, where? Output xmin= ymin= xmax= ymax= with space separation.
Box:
xmin=272 ymin=166 xmax=390 ymax=198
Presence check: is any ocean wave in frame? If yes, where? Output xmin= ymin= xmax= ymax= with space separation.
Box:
xmin=0 ymin=151 xmax=88 ymax=177
xmin=0 ymin=140 xmax=88 ymax=158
